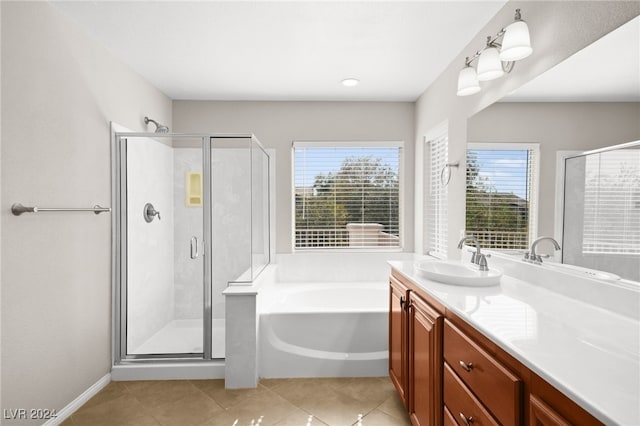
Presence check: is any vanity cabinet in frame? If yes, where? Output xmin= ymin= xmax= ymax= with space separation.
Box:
xmin=389 ymin=276 xmax=409 ymax=407
xmin=528 ymin=374 xmax=602 ymax=425
xmin=389 ymin=274 xmax=444 ymax=426
xmin=389 ymin=269 xmax=605 ymax=426
xmin=529 ymin=395 xmax=571 ymax=426
xmin=444 ymin=320 xmax=522 ymax=425
xmin=443 ymin=362 xmax=499 ymax=426
xmin=443 ymin=405 xmax=458 ymax=426
xmin=407 ymin=292 xmax=443 ymax=426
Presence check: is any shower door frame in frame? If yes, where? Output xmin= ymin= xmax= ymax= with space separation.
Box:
xmin=111 ymin=131 xmax=259 ymax=364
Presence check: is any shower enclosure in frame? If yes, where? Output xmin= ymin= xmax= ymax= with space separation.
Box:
xmin=112 ymin=131 xmax=269 ymax=365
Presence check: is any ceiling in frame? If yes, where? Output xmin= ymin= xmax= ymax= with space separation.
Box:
xmin=502 ymin=15 xmax=640 ymax=102
xmin=51 ymin=1 xmax=508 ymax=102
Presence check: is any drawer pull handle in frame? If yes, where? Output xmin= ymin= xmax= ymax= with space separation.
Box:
xmin=459 ymin=413 xmax=474 ymax=426
xmin=459 ymin=360 xmax=474 ymax=372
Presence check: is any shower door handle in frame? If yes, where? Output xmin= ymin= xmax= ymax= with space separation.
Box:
xmin=190 ymin=236 xmax=199 ymax=259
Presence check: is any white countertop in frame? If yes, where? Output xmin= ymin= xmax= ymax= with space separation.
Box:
xmin=389 ymin=259 xmax=640 ymax=426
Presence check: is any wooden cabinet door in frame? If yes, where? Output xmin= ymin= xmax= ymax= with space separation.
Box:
xmin=408 ymin=292 xmax=442 ymax=426
xmin=530 ymin=395 xmax=572 ymax=426
xmin=389 ymin=277 xmax=409 ymax=408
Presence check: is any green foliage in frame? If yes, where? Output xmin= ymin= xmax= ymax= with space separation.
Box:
xmin=295 ymin=191 xmax=348 ymax=229
xmin=465 ymin=189 xmax=528 ymax=231
xmin=296 ymin=156 xmax=399 ymax=236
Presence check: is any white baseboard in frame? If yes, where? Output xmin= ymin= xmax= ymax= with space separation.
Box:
xmin=43 ymin=373 xmax=111 ymax=426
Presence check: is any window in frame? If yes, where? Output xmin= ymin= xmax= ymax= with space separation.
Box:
xmin=293 ymin=142 xmax=402 ymax=249
xmin=465 ymin=143 xmax=539 ymax=250
xmin=425 ymin=134 xmax=449 ymax=258
xmin=582 ymin=150 xmax=640 ymax=254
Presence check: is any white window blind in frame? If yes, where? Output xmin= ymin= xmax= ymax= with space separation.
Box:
xmin=465 ymin=144 xmax=538 ymax=250
xmin=293 ymin=142 xmax=402 ymax=249
xmin=583 ymin=150 xmax=640 ymax=254
xmin=425 ymin=135 xmax=448 ymax=258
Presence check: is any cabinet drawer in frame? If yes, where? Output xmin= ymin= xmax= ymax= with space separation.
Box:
xmin=444 ymin=320 xmax=522 ymax=425
xmin=444 ymin=363 xmax=498 ymax=426
xmin=444 ymin=405 xmax=457 ymax=426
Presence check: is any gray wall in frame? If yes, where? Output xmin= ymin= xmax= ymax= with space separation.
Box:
xmin=0 ymin=0 xmax=3 ymax=410
xmin=414 ymin=1 xmax=640 ymax=258
xmin=1 ymin=2 xmax=171 ymax=422
xmin=173 ymin=101 xmax=416 ymax=253
xmin=467 ymin=102 xmax=640 ymax=239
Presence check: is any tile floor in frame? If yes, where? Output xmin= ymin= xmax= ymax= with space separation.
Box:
xmin=61 ymin=377 xmax=411 ymax=426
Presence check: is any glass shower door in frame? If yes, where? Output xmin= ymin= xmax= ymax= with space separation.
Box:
xmin=114 ymin=132 xmax=268 ymax=362
xmin=123 ymin=135 xmax=205 ymax=356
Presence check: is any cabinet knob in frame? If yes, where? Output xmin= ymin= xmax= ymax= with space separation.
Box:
xmin=400 ymin=296 xmax=405 ymax=308
xmin=459 ymin=360 xmax=474 ymax=372
xmin=459 ymin=413 xmax=474 ymax=426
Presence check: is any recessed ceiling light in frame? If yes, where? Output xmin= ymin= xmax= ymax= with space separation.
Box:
xmin=341 ymin=78 xmax=359 ymax=87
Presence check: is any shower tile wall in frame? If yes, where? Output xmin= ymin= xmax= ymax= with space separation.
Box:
xmin=211 ymin=148 xmax=252 ymax=316
xmin=127 ymin=138 xmax=175 ymax=352
xmin=173 ymin=149 xmax=204 ymax=320
xmin=173 ymin=147 xmax=252 ymax=322
xmin=563 ymin=156 xmax=586 ymax=266
xmin=251 ymin=147 xmax=270 ymax=277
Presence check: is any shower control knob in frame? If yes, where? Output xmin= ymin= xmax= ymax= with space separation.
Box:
xmin=143 ymin=203 xmax=161 ymax=222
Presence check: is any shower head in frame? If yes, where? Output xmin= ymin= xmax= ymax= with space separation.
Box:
xmin=144 ymin=116 xmax=169 ymax=133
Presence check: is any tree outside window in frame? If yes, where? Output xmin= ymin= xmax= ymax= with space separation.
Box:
xmin=294 ymin=146 xmax=401 ymax=249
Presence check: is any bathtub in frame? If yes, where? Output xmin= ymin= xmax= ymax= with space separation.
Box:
xmin=259 ymin=281 xmax=389 ymax=378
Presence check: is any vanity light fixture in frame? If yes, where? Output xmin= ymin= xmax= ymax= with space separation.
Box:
xmin=341 ymin=78 xmax=360 ymax=87
xmin=456 ymin=59 xmax=481 ymax=96
xmin=477 ymin=37 xmax=504 ymax=81
xmin=456 ymin=8 xmax=532 ymax=96
xmin=500 ymin=9 xmax=533 ymax=61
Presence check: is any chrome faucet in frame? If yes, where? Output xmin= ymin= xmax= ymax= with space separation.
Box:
xmin=524 ymin=236 xmax=561 ymax=264
xmin=457 ymin=236 xmax=489 ymax=271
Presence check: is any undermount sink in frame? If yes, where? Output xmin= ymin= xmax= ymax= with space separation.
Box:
xmin=415 ymin=260 xmax=502 ymax=287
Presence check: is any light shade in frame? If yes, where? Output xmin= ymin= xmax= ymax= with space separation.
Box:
xmin=457 ymin=66 xmax=480 ymax=96
xmin=477 ymin=46 xmax=504 ymax=81
xmin=500 ymin=20 xmax=532 ymax=61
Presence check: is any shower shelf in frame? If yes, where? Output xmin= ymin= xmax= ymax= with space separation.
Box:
xmin=10 ymin=203 xmax=111 ymax=216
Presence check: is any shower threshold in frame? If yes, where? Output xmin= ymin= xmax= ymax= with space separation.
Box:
xmin=111 ymin=359 xmax=225 ymax=381
xmin=112 ymin=319 xmax=226 ymax=381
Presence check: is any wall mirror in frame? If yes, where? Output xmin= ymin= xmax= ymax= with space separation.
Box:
xmin=563 ymin=141 xmax=639 ymax=281
xmin=465 ymin=15 xmax=640 ymax=281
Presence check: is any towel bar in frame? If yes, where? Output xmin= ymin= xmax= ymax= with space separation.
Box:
xmin=11 ymin=203 xmax=111 ymax=216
